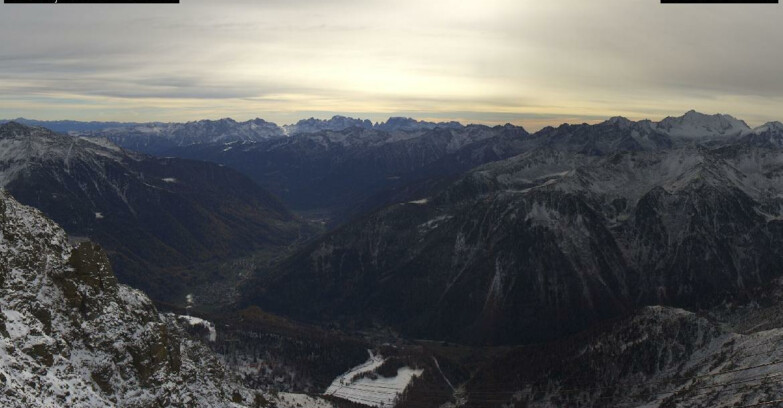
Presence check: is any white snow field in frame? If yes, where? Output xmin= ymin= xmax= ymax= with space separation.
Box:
xmin=325 ymin=350 xmax=423 ymax=408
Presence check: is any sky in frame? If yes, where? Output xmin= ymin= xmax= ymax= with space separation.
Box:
xmin=0 ymin=0 xmax=782 ymax=131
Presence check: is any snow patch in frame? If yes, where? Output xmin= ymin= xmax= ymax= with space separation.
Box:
xmin=278 ymin=393 xmax=334 ymax=408
xmin=418 ymin=215 xmax=452 ymax=234
xmin=2 ymin=309 xmax=29 ymax=340
xmin=525 ymin=202 xmax=560 ymax=224
xmin=324 ymin=350 xmax=423 ymax=408
xmin=178 ymin=315 xmax=217 ymax=342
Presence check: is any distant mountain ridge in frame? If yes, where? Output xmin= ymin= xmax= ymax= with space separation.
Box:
xmin=0 ymin=117 xmax=146 ymax=133
xmin=282 ymin=115 xmax=373 ymax=135
xmin=2 ymin=115 xmax=472 ymax=155
xmin=75 ymin=118 xmax=286 ymax=155
xmin=11 ymin=111 xmax=779 ymax=224
xmin=5 ymin=110 xmax=771 ymax=140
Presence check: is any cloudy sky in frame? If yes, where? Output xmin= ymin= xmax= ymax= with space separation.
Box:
xmin=0 ymin=0 xmax=781 ymax=130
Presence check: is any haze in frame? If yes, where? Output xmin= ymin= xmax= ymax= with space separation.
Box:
xmin=1 ymin=0 xmax=781 ymax=130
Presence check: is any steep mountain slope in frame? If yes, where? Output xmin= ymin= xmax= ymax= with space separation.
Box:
xmin=0 ymin=190 xmax=256 ymax=407
xmin=0 ymin=122 xmax=303 ymax=302
xmin=0 ymin=189 xmax=339 ymax=408
xmin=743 ymin=121 xmax=783 ymax=148
xmin=463 ymin=305 xmax=783 ymax=407
xmin=245 ymin=141 xmax=783 ymax=345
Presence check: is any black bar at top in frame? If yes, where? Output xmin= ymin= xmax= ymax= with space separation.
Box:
xmin=662 ymin=0 xmax=777 ymax=3
xmin=5 ymin=0 xmax=179 ymax=3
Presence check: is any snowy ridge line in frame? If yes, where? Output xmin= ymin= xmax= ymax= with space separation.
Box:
xmin=11 ymin=110 xmax=783 ymax=139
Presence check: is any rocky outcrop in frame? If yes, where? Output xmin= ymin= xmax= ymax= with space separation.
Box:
xmin=0 ymin=190 xmax=258 ymax=407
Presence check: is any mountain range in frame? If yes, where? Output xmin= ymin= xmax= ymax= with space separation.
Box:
xmin=166 ymin=123 xmax=531 ymax=222
xmin=51 ymin=111 xmax=759 ymax=223
xmin=242 ymin=112 xmax=783 ymax=345
xmin=6 ymin=110 xmax=783 ymax=407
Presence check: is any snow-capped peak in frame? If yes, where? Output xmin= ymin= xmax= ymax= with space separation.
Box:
xmin=654 ymin=110 xmax=751 ymax=138
xmin=753 ymin=121 xmax=783 ymax=134
xmin=603 ymin=116 xmax=634 ymax=128
xmin=282 ymin=115 xmax=373 ymax=135
xmin=374 ymin=117 xmax=463 ymax=132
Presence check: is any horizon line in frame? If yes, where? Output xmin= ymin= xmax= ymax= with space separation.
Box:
xmin=1 ymin=109 xmax=777 ymax=132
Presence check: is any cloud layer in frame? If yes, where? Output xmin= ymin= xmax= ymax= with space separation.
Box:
xmin=1 ymin=0 xmax=781 ymax=129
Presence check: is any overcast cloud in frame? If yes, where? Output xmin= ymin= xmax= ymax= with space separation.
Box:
xmin=0 ymin=0 xmax=781 ymax=130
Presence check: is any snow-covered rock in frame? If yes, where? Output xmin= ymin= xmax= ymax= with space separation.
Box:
xmin=654 ymin=110 xmax=752 ymax=139
xmin=178 ymin=315 xmax=217 ymax=342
